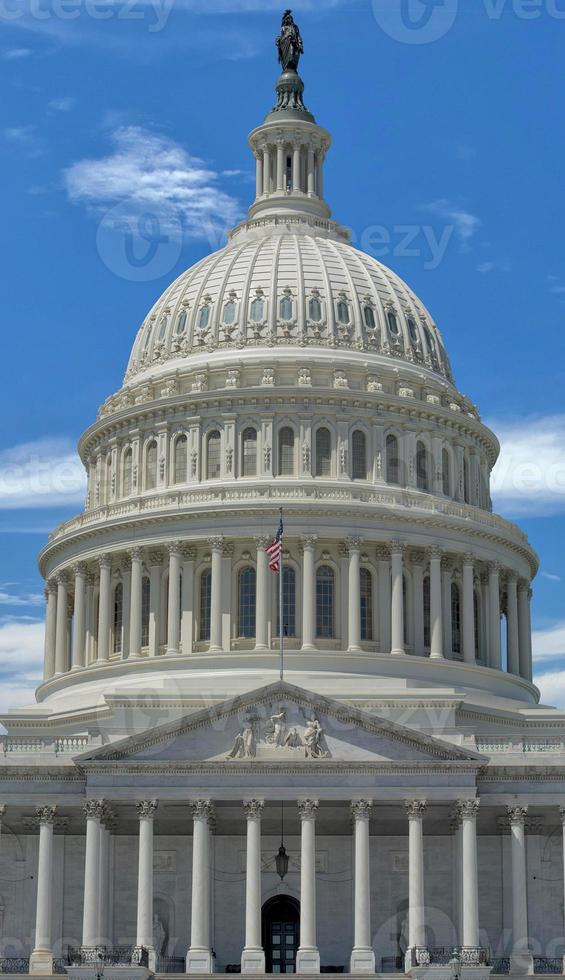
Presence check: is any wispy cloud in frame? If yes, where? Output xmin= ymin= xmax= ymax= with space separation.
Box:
xmin=477 ymin=259 xmax=511 ymax=274
xmin=533 ymin=621 xmax=565 ymax=664
xmin=48 ymin=96 xmax=76 ymax=112
xmin=0 ymin=618 xmax=44 ymax=714
xmin=2 ymin=47 xmax=33 ymax=60
xmin=422 ymin=199 xmax=481 ymax=250
xmin=0 ymin=437 xmax=86 ymax=510
xmin=64 ymin=125 xmax=242 ymax=243
xmin=490 ymin=414 xmax=565 ymax=517
xmin=3 ymin=124 xmax=44 ymax=156
xmin=541 ymin=571 xmax=562 ymax=583
xmin=0 ymin=590 xmax=44 ymax=607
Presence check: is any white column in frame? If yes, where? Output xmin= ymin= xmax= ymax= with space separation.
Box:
xmin=136 ymin=801 xmax=158 ymax=969
xmin=390 ymin=541 xmax=405 ymax=656
xmin=350 ymin=800 xmax=375 ymax=974
xmin=255 ymin=154 xmax=263 ymax=199
xmin=518 ymin=582 xmax=533 ymax=681
xmin=262 ymin=148 xmax=270 ymax=195
xmin=347 ymin=537 xmax=362 ymax=653
xmin=128 ymin=547 xmax=143 ymax=659
xmin=276 ymin=141 xmax=285 ymax=192
xmin=429 ymin=547 xmax=444 ymax=660
xmin=301 ymin=535 xmax=317 ymax=651
xmin=97 ymin=555 xmax=112 ymax=663
xmin=507 ymin=806 xmax=533 ymax=974
xmin=82 ymin=800 xmax=104 ymax=947
xmin=241 ymin=800 xmax=265 ymax=974
xmin=462 ymin=554 xmax=476 ymax=665
xmin=98 ymin=816 xmax=112 ymax=946
xmin=412 ymin=555 xmax=425 ymax=658
xmin=167 ymin=542 xmax=182 ymax=655
xmin=506 ymin=574 xmax=520 ymax=676
xmin=254 ymin=538 xmax=270 ymax=652
xmin=307 ymin=147 xmax=315 ymax=196
xmin=55 ymin=573 xmax=69 ymax=675
xmin=405 ymin=801 xmax=426 ymax=969
xmin=208 ymin=536 xmax=224 ymax=653
xmin=297 ymin=800 xmax=320 ymax=974
xmin=43 ymin=582 xmax=58 ymax=680
xmin=488 ymin=562 xmax=502 ymax=669
xmin=459 ymin=800 xmax=480 ymax=949
xmin=70 ymin=564 xmax=87 ymax=670
xmin=442 ymin=558 xmax=453 ymax=658
xmin=316 ymin=153 xmax=324 ymax=199
xmin=30 ymin=806 xmax=57 ymax=976
xmin=181 ymin=547 xmax=195 ymax=656
xmin=293 ymin=145 xmax=302 ymax=192
xmin=187 ymin=801 xmax=214 ymax=974
xmin=376 ymin=546 xmax=391 ymax=654
xmin=148 ymin=552 xmax=162 ymax=657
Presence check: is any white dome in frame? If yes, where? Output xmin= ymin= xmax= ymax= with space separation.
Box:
xmin=125 ymin=232 xmax=453 ymax=387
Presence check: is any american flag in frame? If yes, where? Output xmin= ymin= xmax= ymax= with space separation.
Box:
xmin=265 ymin=513 xmax=284 ymax=572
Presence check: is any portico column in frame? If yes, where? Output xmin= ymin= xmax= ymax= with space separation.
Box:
xmin=412 ymin=554 xmax=425 ymax=658
xmin=98 ymin=812 xmax=113 ymax=946
xmin=488 ymin=562 xmax=502 ymax=669
xmin=241 ymin=800 xmax=265 ymax=974
xmin=30 ymin=806 xmax=57 ymax=976
xmin=405 ymin=801 xmax=426 ymax=970
xmin=148 ymin=551 xmax=162 ymax=657
xmin=55 ymin=573 xmax=69 ymax=675
xmin=350 ymin=800 xmax=375 ymax=974
xmin=82 ymin=800 xmax=105 ymax=947
xmin=506 ymin=574 xmax=520 ymax=676
xmin=429 ymin=547 xmax=444 ymax=660
xmin=518 ymin=582 xmax=533 ymax=681
xmin=255 ymin=154 xmax=263 ymax=199
xmin=442 ymin=558 xmax=453 ymax=657
xmin=301 ymin=535 xmax=317 ymax=651
xmin=507 ymin=806 xmax=533 ymax=975
xmin=167 ymin=542 xmax=182 ymax=655
xmin=459 ymin=800 xmax=480 ymax=949
xmin=390 ymin=540 xmax=405 ymax=656
xmin=297 ymin=800 xmax=320 ymax=974
xmin=262 ymin=148 xmax=270 ymax=196
xmin=376 ymin=546 xmax=391 ymax=653
xmin=128 ymin=548 xmax=143 ymax=659
xmin=136 ymin=801 xmax=158 ymax=970
xmin=462 ymin=554 xmax=476 ymax=665
xmin=347 ymin=537 xmax=362 ymax=653
xmin=307 ymin=147 xmax=315 ymax=196
xmin=208 ymin=537 xmax=224 ymax=653
xmin=181 ymin=546 xmax=196 ymax=656
xmin=43 ymin=581 xmax=58 ymax=680
xmin=97 ymin=555 xmax=112 ymax=663
xmin=254 ymin=537 xmax=270 ymax=652
xmin=293 ymin=145 xmax=302 ymax=192
xmin=187 ymin=801 xmax=215 ymax=974
xmin=276 ymin=141 xmax=285 ymax=192
xmin=71 ymin=563 xmax=87 ymax=670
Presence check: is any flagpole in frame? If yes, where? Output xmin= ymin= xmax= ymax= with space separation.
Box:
xmin=279 ymin=508 xmax=284 ymax=682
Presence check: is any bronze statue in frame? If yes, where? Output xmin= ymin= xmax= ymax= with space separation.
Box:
xmin=276 ymin=10 xmax=304 ymax=73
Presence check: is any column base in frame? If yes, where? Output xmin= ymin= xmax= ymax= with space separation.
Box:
xmin=253 ymin=644 xmax=269 ymax=653
xmin=300 ymin=644 xmax=317 ymax=653
xmin=241 ymin=947 xmax=266 ymax=973
xmin=30 ymin=949 xmax=53 ymax=975
xmin=166 ymin=648 xmax=180 ymax=657
xmin=186 ymin=947 xmax=215 ymax=974
xmin=510 ymin=953 xmax=534 ymax=975
xmin=390 ymin=649 xmax=406 ymax=657
xmin=296 ymin=946 xmax=320 ymax=974
xmin=348 ymin=645 xmax=362 ymax=654
xmin=350 ymin=946 xmax=376 ymax=974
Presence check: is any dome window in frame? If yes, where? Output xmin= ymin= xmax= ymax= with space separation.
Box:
xmin=387 ymin=311 xmax=399 ymax=336
xmin=315 ymin=427 xmax=332 ymax=477
xmin=337 ymin=300 xmax=350 ymax=325
xmin=407 ymin=317 xmax=418 ymax=342
xmin=158 ymin=316 xmax=168 ymax=341
xmin=280 ymin=296 xmax=293 ymax=321
xmin=141 ymin=322 xmax=153 ymax=351
xmin=250 ymin=298 xmax=265 ymax=322
xmin=197 ymin=306 xmax=211 ymax=331
xmin=424 ymin=325 xmax=435 ymax=353
xmin=223 ymin=300 xmax=236 ymax=325
xmin=242 ymin=427 xmax=258 ymax=477
xmin=176 ymin=311 xmax=187 ymax=335
xmin=309 ymin=297 xmax=322 ymax=322
xmin=364 ymin=305 xmax=376 ymax=330
xmin=352 ymin=430 xmax=367 ymax=480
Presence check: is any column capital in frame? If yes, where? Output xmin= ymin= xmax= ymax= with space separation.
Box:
xmin=45 ymin=579 xmax=58 ymax=597
xmin=298 ymin=799 xmax=319 ymax=820
xmin=463 ymin=552 xmax=475 ymax=566
xmin=457 ymin=798 xmax=480 ymax=820
xmin=148 ymin=549 xmax=164 ymax=566
xmin=390 ymin=538 xmax=406 ymax=556
xmin=375 ymin=544 xmax=390 ymax=561
xmin=71 ymin=561 xmax=88 ymax=578
xmin=300 ymin=534 xmax=318 ymax=551
xmin=506 ymin=570 xmax=518 ymax=586
xmin=254 ymin=535 xmax=271 ymax=550
xmin=128 ymin=547 xmax=144 ymax=562
xmin=35 ymin=805 xmax=57 ymax=826
xmin=181 ymin=545 xmax=197 ymax=561
xmin=55 ymin=570 xmax=69 ymax=586
xmin=191 ymin=799 xmax=215 ymax=825
xmin=243 ymin=799 xmax=265 ymax=818
xmin=351 ymin=799 xmax=372 ymax=821
xmin=207 ymin=535 xmax=225 ymax=553
xmin=427 ymin=545 xmax=444 ymax=561
xmin=0 ymin=805 xmax=6 ymax=820
xmin=507 ymin=805 xmax=528 ymax=826
xmin=559 ymin=806 xmax=565 ymax=826
xmin=98 ymin=553 xmax=113 ymax=571
xmin=518 ymin=578 xmax=530 ymax=595
xmin=488 ymin=560 xmax=502 ymax=575
xmin=167 ymin=541 xmax=183 ymax=557
xmin=346 ymin=536 xmax=363 ymax=554
xmin=84 ymin=799 xmax=106 ymax=821
xmin=136 ymin=800 xmax=158 ymax=819
xmin=405 ymin=800 xmax=427 ymax=819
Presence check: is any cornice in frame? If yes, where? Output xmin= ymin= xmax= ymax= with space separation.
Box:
xmin=78 ymin=760 xmax=484 ymax=777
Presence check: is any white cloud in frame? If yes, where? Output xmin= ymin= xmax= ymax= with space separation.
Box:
xmin=2 ymin=47 xmax=32 ymax=59
xmin=422 ymin=199 xmax=481 ymax=249
xmin=533 ymin=621 xmax=565 ymax=664
xmin=0 ymin=618 xmax=44 ymax=714
xmin=3 ymin=124 xmax=44 ymax=156
xmin=489 ymin=414 xmax=565 ymax=517
xmin=64 ymin=126 xmax=242 ymax=243
xmin=0 ymin=437 xmax=86 ymax=510
xmin=535 ymin=669 xmax=565 ymax=709
xmin=477 ymin=259 xmax=511 ymax=274
xmin=0 ymin=590 xmax=43 ymax=607
xmin=541 ymin=571 xmax=562 ymax=583
xmin=48 ymin=96 xmax=76 ymax=112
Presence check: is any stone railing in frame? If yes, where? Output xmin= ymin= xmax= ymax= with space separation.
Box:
xmin=1 ymin=735 xmax=92 ymax=756
xmin=66 ymin=946 xmax=149 ymax=968
xmin=475 ymin=736 xmax=564 ymax=754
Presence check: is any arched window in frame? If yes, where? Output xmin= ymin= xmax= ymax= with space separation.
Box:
xmin=113 ymin=582 xmax=123 ymax=655
xmin=223 ymin=300 xmax=236 ymax=325
xmin=280 ymin=296 xmax=293 ymax=321
xmin=315 ymin=427 xmax=332 ymax=477
xmin=250 ymin=297 xmax=265 ymax=322
xmin=352 ymin=430 xmax=367 ymax=480
xmin=197 ymin=306 xmax=210 ymax=331
xmin=451 ymin=583 xmax=462 ymax=655
xmin=407 ymin=317 xmax=418 ymax=342
xmin=309 ymin=297 xmax=322 ymax=322
xmin=278 ymin=427 xmax=295 ymax=476
xmin=242 ymin=427 xmax=258 ymax=477
xmin=337 ymin=300 xmax=350 ymax=325
xmin=176 ymin=310 xmax=187 ymax=335
xmin=105 ymin=455 xmax=112 ymax=503
xmin=141 ymin=321 xmax=153 ymax=351
xmin=423 ymin=576 xmax=431 ymax=649
xmin=360 ymin=567 xmax=372 ymax=641
xmin=387 ymin=311 xmax=399 ymax=335
xmin=277 ymin=566 xmax=297 ymax=638
xmin=416 ymin=441 xmax=430 ymax=492
xmin=145 ymin=441 xmax=158 ymax=491
xmin=386 ymin=434 xmax=400 ymax=486
xmin=123 ymin=448 xmax=133 ymax=497
xmin=141 ymin=577 xmax=150 ymax=648
xmin=158 ymin=315 xmax=168 ymax=341
xmin=206 ymin=431 xmax=221 ymax=480
xmin=174 ymin=434 xmax=188 ymax=485
xmin=364 ymin=305 xmax=376 ymax=329
xmin=238 ymin=567 xmax=256 ymax=638
xmin=199 ymin=570 xmax=212 ymax=641
xmin=424 ymin=326 xmax=435 ymax=355
xmin=463 ymin=457 xmax=471 ymax=504
xmin=442 ymin=448 xmax=451 ymax=497
xmin=316 ymin=565 xmax=335 ymax=639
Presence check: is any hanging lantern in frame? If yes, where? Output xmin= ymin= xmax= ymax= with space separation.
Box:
xmin=275 ymin=843 xmax=289 ymax=881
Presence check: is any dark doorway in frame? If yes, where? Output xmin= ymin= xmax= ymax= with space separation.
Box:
xmin=262 ymin=895 xmax=300 ymax=974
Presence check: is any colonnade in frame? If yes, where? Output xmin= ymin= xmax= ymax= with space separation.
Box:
xmin=20 ymin=799 xmax=553 ymax=976
xmin=253 ymin=139 xmax=326 ymax=200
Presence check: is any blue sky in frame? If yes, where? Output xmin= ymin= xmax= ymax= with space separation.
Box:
xmin=1 ymin=0 xmax=564 ymax=710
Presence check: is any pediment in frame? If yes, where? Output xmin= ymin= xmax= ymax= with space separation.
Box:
xmin=77 ymin=682 xmax=484 ymax=768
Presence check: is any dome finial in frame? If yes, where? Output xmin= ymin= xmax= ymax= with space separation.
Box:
xmin=276 ymin=10 xmax=304 ymax=73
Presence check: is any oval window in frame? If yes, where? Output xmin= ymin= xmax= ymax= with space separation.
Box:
xmin=387 ymin=311 xmax=399 ymax=335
